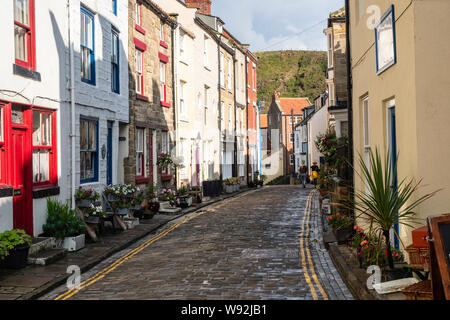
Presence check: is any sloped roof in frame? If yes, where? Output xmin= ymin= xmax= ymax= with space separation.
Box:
xmin=278 ymin=97 xmax=311 ymax=115
xmin=330 ymin=7 xmax=345 ymax=18
xmin=260 ymin=114 xmax=268 ymax=128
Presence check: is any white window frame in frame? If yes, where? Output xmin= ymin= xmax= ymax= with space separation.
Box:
xmin=160 ymin=62 xmax=166 ymax=102
xmin=204 ymin=37 xmax=209 ymax=67
xmin=135 ymin=49 xmax=143 ymax=94
xmin=227 ymin=58 xmax=232 ymax=90
xmin=219 ymin=52 xmax=224 ymax=87
xmin=136 ymin=3 xmax=141 ymax=26
xmin=179 ymin=80 xmax=186 ymax=117
xmin=136 ymin=127 xmax=145 ymax=176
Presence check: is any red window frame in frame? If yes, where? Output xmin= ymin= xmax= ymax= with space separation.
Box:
xmin=32 ymin=108 xmax=57 ymax=188
xmin=135 ymin=48 xmax=144 ymax=96
xmin=14 ymin=0 xmax=36 ymax=70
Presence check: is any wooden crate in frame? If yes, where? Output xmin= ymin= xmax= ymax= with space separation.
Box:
xmin=406 ymin=245 xmax=430 ymax=270
xmin=402 ymin=280 xmax=433 ymax=300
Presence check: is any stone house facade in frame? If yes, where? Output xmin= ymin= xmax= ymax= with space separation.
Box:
xmin=125 ymin=0 xmax=177 ymax=188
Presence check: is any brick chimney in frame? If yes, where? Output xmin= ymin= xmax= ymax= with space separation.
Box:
xmin=185 ymin=0 xmax=212 ymax=15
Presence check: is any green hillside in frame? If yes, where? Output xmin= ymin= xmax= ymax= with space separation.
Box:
xmin=255 ymin=50 xmax=327 ymax=112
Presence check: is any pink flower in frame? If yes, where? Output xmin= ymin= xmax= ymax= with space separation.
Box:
xmin=340 ymin=165 xmax=344 ymax=169
xmin=360 ymin=240 xmax=368 ymax=246
xmin=354 ymin=225 xmax=358 ymax=230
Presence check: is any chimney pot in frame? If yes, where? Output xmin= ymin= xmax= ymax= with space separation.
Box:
xmin=185 ymin=0 xmax=212 ymax=15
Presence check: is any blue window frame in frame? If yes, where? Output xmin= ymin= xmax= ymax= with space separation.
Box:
xmin=80 ymin=117 xmax=99 ymax=183
xmin=302 ymin=142 xmax=307 ymax=154
xmin=112 ymin=0 xmax=117 ymax=15
xmin=111 ymin=28 xmax=120 ymax=94
xmin=375 ymin=5 xmax=397 ymax=75
xmin=81 ymin=7 xmax=95 ymax=85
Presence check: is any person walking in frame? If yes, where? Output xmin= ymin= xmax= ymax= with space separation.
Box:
xmin=311 ymin=161 xmax=320 ymax=188
xmin=299 ymin=161 xmax=308 ymax=188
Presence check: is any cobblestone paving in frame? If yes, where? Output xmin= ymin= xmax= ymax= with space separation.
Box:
xmin=42 ymin=186 xmax=353 ymax=300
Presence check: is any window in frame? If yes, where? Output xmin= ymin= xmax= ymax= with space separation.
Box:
xmin=160 ymin=21 xmax=165 ymax=42
xmin=220 ymin=102 xmax=225 ymax=131
xmin=227 ymin=58 xmax=232 ymax=90
xmin=375 ymin=5 xmax=397 ymax=74
xmin=228 ymin=105 xmax=232 ymax=134
xmin=290 ymin=133 xmax=294 ymax=144
xmin=253 ymin=66 xmax=256 ymax=90
xmin=302 ymin=142 xmax=308 ymax=153
xmin=329 ymin=84 xmax=335 ymax=106
xmin=203 ymin=37 xmax=209 ymax=67
xmin=160 ymin=62 xmax=167 ymax=102
xmin=290 ymin=154 xmax=295 ymax=165
xmin=136 ymin=3 xmax=141 ymax=26
xmin=179 ymin=32 xmax=186 ymax=61
xmin=112 ymin=0 xmax=117 ymax=15
xmin=362 ymin=96 xmax=370 ymax=192
xmin=327 ymin=33 xmax=333 ymax=68
xmin=14 ymin=0 xmax=36 ymax=70
xmin=136 ymin=127 xmax=145 ymax=177
xmin=161 ymin=131 xmax=168 ymax=154
xmin=341 ymin=121 xmax=349 ymax=138
xmin=80 ymin=118 xmax=98 ymax=183
xmin=135 ymin=49 xmax=143 ymax=94
xmin=179 ymin=81 xmax=186 ymax=116
xmin=219 ymin=52 xmax=224 ymax=87
xmin=81 ymin=7 xmax=95 ymax=84
xmin=111 ymin=28 xmax=120 ymax=94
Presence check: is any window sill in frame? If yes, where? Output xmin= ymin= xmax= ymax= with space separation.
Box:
xmin=160 ymin=40 xmax=169 ymax=49
xmin=33 ymin=186 xmax=60 ymax=199
xmin=179 ymin=116 xmax=190 ymax=123
xmin=135 ymin=24 xmax=146 ymax=35
xmin=0 ymin=186 xmax=13 ymax=198
xmin=136 ymin=177 xmax=151 ymax=184
xmin=13 ymin=64 xmax=41 ymax=81
xmin=136 ymin=94 xmax=149 ymax=102
xmin=81 ymin=78 xmax=96 ymax=86
xmin=161 ymin=101 xmax=171 ymax=108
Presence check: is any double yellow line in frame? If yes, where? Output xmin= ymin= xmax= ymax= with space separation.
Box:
xmin=55 ymin=189 xmax=258 ymax=300
xmin=299 ymin=190 xmax=328 ymax=300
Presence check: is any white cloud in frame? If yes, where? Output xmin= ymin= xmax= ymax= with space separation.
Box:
xmin=211 ymin=0 xmax=344 ymax=52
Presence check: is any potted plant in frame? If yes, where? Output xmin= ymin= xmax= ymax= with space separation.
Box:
xmin=159 ymin=188 xmax=177 ymax=207
xmin=349 ymin=148 xmax=440 ymax=274
xmin=177 ymin=186 xmax=193 ymax=208
xmin=224 ymin=179 xmax=233 ymax=194
xmin=74 ymin=187 xmax=99 ymax=208
xmin=0 ymin=229 xmax=32 ymax=269
xmin=326 ymin=213 xmax=354 ymax=242
xmin=104 ymin=184 xmax=136 ymax=214
xmin=43 ymin=199 xmax=86 ymax=252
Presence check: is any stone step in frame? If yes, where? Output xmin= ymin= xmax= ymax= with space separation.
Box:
xmin=159 ymin=208 xmax=182 ymax=216
xmin=29 ymin=237 xmax=54 ymax=256
xmin=28 ymin=248 xmax=67 ymax=266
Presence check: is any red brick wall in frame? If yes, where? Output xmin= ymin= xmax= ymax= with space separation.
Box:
xmin=185 ymin=0 xmax=212 ymax=15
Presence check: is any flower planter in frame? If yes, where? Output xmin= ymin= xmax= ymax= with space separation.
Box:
xmin=1 ymin=244 xmax=30 ymax=269
xmin=62 ymin=234 xmax=85 ymax=252
xmin=382 ymin=263 xmax=412 ymax=282
xmin=225 ymin=185 xmax=233 ymax=194
xmin=86 ymin=216 xmax=100 ymax=224
xmin=178 ymin=196 xmax=192 ymax=208
xmin=117 ymin=208 xmax=129 ymax=215
xmin=107 ymin=194 xmax=120 ymax=201
xmin=133 ymin=209 xmax=144 ymax=219
xmin=142 ymin=211 xmax=155 ymax=220
xmin=161 ymin=174 xmax=173 ymax=182
xmin=124 ymin=217 xmax=140 ymax=230
xmin=333 ymin=225 xmax=353 ymax=243
xmin=76 ymin=199 xmax=94 ymax=208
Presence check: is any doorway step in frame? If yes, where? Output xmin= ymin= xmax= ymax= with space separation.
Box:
xmin=28 ymin=237 xmax=66 ymax=266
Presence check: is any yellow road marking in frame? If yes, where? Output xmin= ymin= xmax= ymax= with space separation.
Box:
xmin=55 ymin=189 xmax=258 ymax=300
xmin=304 ymin=190 xmax=329 ymax=300
xmin=299 ymin=191 xmax=318 ymax=300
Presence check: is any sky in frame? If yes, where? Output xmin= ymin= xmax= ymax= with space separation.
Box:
xmin=211 ymin=0 xmax=344 ymax=52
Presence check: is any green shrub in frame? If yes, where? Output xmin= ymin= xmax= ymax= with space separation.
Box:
xmin=43 ymin=198 xmax=85 ymax=240
xmin=0 ymin=229 xmax=32 ymax=260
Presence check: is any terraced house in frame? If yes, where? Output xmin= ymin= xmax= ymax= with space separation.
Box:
xmin=124 ymin=0 xmax=176 ymax=188
xmin=0 ymin=0 xmax=129 ymax=236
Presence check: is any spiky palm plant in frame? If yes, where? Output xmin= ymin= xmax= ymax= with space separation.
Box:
xmin=351 ymin=148 xmax=439 ymax=269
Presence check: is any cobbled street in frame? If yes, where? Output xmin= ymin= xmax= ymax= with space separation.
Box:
xmin=42 ymin=186 xmax=353 ymax=300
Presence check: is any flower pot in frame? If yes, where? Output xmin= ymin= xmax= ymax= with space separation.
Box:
xmin=225 ymin=185 xmax=233 ymax=194
xmin=333 ymin=225 xmax=353 ymax=243
xmin=63 ymin=234 xmax=85 ymax=252
xmin=86 ymin=216 xmax=100 ymax=224
xmin=117 ymin=208 xmax=129 ymax=215
xmin=142 ymin=212 xmax=155 ymax=220
xmin=107 ymin=194 xmax=120 ymax=201
xmin=178 ymin=196 xmax=192 ymax=208
xmin=1 ymin=244 xmax=30 ymax=269
xmin=133 ymin=209 xmax=144 ymax=219
xmin=382 ymin=264 xmax=412 ymax=282
xmin=76 ymin=199 xmax=94 ymax=208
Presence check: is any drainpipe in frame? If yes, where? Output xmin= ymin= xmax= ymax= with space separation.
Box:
xmin=233 ymin=52 xmax=238 ymax=179
xmin=258 ymin=102 xmax=262 ymax=174
xmin=170 ymin=18 xmax=178 ymax=188
xmin=68 ymin=0 xmax=76 ymax=209
xmin=245 ymin=54 xmax=249 ymax=182
xmin=218 ymin=35 xmax=223 ymax=182
xmin=345 ymin=0 xmax=354 ymax=210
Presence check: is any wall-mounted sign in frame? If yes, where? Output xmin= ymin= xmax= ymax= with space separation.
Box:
xmin=375 ymin=5 xmax=397 ymax=75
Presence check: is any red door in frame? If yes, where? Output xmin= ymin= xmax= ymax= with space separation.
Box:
xmin=11 ymin=126 xmax=33 ymax=235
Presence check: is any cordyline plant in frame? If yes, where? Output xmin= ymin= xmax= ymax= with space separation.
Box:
xmin=349 ymin=147 xmax=440 ymax=269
